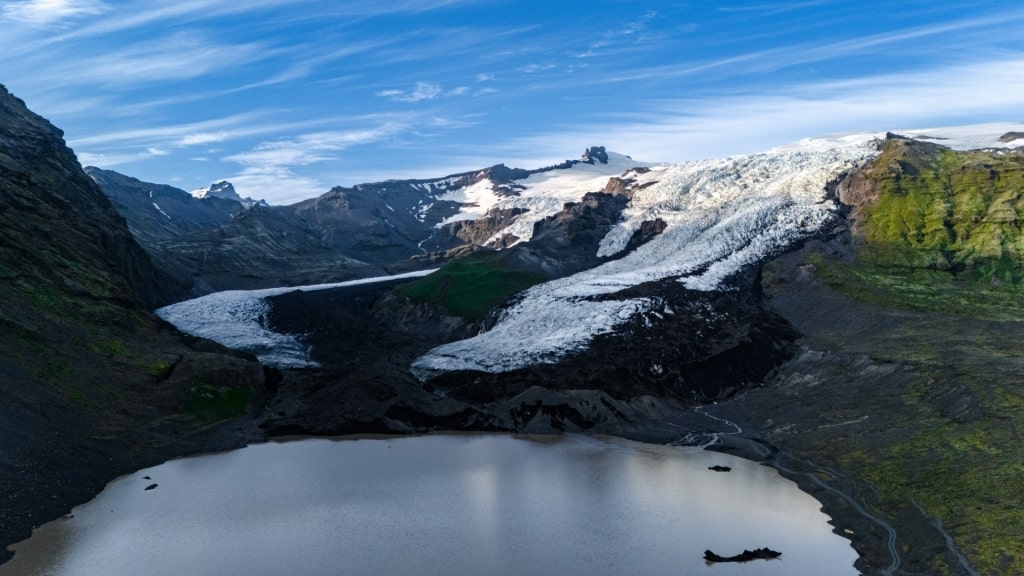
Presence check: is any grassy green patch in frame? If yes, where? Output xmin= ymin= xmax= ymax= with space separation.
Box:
xmin=858 ymin=408 xmax=1024 ymax=575
xmin=820 ymin=143 xmax=1024 ymax=320
xmin=393 ymin=251 xmax=547 ymax=321
xmin=146 ymin=359 xmax=174 ymax=380
xmin=91 ymin=338 xmax=128 ymax=358
xmin=811 ymin=255 xmax=1024 ymax=321
xmin=186 ymin=379 xmax=254 ymax=422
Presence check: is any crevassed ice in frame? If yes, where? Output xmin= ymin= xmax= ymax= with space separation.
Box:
xmin=156 ymin=270 xmax=436 ymax=368
xmin=411 ymin=134 xmax=882 ymax=377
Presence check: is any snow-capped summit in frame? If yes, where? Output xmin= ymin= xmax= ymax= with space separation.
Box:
xmin=431 ymin=148 xmax=647 ymax=243
xmin=190 ymin=180 xmax=267 ymax=208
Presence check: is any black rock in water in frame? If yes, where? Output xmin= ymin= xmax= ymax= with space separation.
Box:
xmin=703 ymin=547 xmax=781 ymax=563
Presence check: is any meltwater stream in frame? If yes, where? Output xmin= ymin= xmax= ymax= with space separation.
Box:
xmin=2 ymin=435 xmax=857 ymax=576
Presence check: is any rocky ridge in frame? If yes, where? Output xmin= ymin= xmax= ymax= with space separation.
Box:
xmin=0 ymin=85 xmax=269 ymax=563
xmin=90 ymin=146 xmax=641 ymax=295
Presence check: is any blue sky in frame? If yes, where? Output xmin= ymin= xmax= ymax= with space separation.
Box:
xmin=2 ymin=1 xmax=1023 ymax=204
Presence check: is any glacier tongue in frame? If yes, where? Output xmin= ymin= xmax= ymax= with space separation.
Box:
xmin=155 ymin=270 xmax=437 ymax=368
xmin=411 ymin=133 xmax=883 ymax=378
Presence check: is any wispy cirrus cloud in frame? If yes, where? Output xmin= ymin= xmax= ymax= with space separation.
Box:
xmin=481 ymin=55 xmax=1024 ymax=168
xmin=376 ymin=82 xmax=444 ymax=102
xmin=2 ymin=0 xmax=107 ymax=25
xmin=178 ymin=132 xmax=231 ymax=146
xmin=68 ymin=111 xmax=269 ymax=148
xmin=226 ymin=125 xmax=408 ymax=167
xmin=82 ymin=32 xmax=271 ymax=85
xmin=223 ymin=122 xmax=412 ymax=201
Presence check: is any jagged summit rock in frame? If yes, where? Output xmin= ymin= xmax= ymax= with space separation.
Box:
xmin=581 ymin=146 xmax=610 ymax=164
xmin=190 ymin=180 xmax=267 ymax=208
xmin=190 ymin=180 xmax=237 ymax=200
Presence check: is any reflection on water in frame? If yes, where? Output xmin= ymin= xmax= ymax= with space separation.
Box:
xmin=2 ymin=435 xmax=857 ymax=576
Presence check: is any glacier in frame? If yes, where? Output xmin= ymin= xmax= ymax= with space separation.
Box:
xmin=156 ymin=270 xmax=436 ymax=368
xmin=410 ymin=133 xmax=882 ymax=377
xmin=412 ymin=124 xmax=1024 ymax=378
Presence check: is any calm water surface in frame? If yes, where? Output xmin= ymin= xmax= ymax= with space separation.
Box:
xmin=2 ymin=434 xmax=857 ymax=576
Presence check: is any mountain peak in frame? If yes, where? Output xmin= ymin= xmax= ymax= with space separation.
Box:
xmin=190 ymin=180 xmax=238 ymax=200
xmin=581 ymin=146 xmax=609 ymax=165
xmin=190 ymin=181 xmax=266 ymax=208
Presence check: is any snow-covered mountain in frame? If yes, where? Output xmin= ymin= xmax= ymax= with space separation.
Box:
xmin=411 ymin=124 xmax=1024 ymax=377
xmin=142 ymin=123 xmax=1024 ymax=373
xmin=91 ymin=146 xmax=652 ymax=293
xmin=425 ymin=149 xmax=646 ymax=245
xmin=190 ymin=180 xmax=267 ymax=208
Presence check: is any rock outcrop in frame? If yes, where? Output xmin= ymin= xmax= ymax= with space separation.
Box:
xmin=0 ymin=85 xmax=268 ymax=562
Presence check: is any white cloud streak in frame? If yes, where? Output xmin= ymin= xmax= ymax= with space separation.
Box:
xmin=226 ymin=125 xmax=408 ymax=167
xmin=376 ymin=82 xmax=444 ymax=102
xmin=487 ymin=56 xmax=1024 ymax=166
xmin=2 ymin=0 xmax=107 ymax=25
xmin=222 ymin=122 xmax=414 ymax=202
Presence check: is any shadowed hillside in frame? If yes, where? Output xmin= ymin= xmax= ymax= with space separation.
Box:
xmin=0 ymin=85 xmax=269 ymax=562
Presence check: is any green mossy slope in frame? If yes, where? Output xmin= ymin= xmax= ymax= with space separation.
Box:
xmin=857 ymin=139 xmax=1024 ymax=286
xmin=393 ymin=250 xmax=547 ymax=321
xmin=809 ymin=137 xmax=1024 ymax=574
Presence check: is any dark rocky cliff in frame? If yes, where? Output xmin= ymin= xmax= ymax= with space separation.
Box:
xmin=0 ymin=85 xmax=268 ymax=563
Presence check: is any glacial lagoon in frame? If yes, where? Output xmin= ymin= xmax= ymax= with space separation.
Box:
xmin=1 ymin=434 xmax=857 ymax=576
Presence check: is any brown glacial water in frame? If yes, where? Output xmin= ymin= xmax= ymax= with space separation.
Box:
xmin=2 ymin=434 xmax=857 ymax=576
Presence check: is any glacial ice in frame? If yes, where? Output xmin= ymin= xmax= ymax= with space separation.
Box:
xmin=411 ymin=133 xmax=883 ymax=377
xmin=156 ymin=270 xmax=436 ymax=368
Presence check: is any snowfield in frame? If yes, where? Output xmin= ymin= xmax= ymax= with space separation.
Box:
xmin=431 ymin=152 xmax=647 ymax=241
xmin=156 ymin=270 xmax=436 ymax=367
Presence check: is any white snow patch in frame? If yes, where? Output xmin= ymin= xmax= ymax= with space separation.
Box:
xmin=428 ymin=152 xmax=647 ymax=239
xmin=152 ymin=202 xmax=171 ymax=220
xmin=435 ymin=179 xmax=498 ymax=225
xmin=156 ymin=270 xmax=437 ymax=368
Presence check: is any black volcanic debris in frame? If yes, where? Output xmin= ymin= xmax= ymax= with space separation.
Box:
xmin=422 ymin=272 xmax=799 ymax=407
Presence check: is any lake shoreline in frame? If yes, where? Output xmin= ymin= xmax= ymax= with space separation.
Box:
xmin=2 ymin=434 xmax=858 ymax=576
xmin=1 ymin=388 xmax=956 ymax=576
xmin=1 ymin=261 xmax=981 ymax=574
